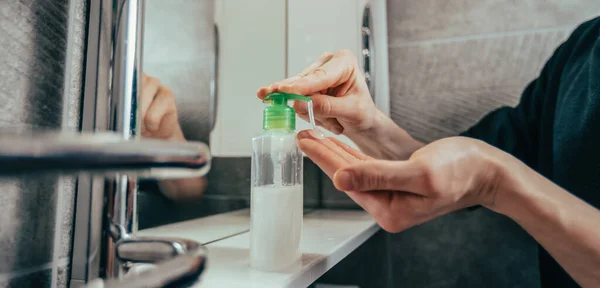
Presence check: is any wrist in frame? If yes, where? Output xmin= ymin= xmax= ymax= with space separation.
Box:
xmin=345 ymin=110 xmax=424 ymax=160
xmin=169 ymin=127 xmax=186 ymax=142
xmin=482 ymin=149 xmax=533 ymax=217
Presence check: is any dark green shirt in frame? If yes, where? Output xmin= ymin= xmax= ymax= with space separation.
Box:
xmin=461 ymin=17 xmax=600 ymax=287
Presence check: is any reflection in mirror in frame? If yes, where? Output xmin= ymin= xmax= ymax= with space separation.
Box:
xmin=137 ymin=0 xmax=218 ymax=229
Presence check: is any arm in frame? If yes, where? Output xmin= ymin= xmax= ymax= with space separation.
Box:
xmin=297 ymin=132 xmax=600 ymax=286
xmin=158 ymin=177 xmax=208 ymax=201
xmin=490 ymin=152 xmax=600 ymax=287
xmin=346 ymin=110 xmax=425 ymax=161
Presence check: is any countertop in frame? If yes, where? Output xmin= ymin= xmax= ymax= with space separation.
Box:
xmin=138 ymin=209 xmax=379 ymax=288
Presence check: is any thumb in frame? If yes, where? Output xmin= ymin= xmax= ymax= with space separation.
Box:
xmin=333 ymin=160 xmax=424 ymax=193
xmin=294 ymin=94 xmax=357 ymax=120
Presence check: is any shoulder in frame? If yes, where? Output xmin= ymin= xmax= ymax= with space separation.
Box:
xmin=539 ymin=16 xmax=599 ymax=81
xmin=558 ymin=16 xmax=599 ymax=57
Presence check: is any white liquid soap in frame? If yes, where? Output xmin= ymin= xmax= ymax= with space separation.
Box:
xmin=250 ymin=185 xmax=303 ymax=271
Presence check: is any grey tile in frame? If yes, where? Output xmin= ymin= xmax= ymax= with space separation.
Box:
xmin=303 ymin=159 xmax=320 ymax=208
xmin=1 ymin=268 xmax=52 ymax=288
xmin=389 ymin=29 xmax=569 ymax=142
xmin=387 ymin=0 xmax=600 ymax=44
xmin=389 ymin=208 xmax=539 ymax=288
xmin=206 ymin=157 xmax=252 ymax=199
xmin=138 ymin=192 xmax=249 ymax=229
xmin=0 ymin=177 xmax=58 ymax=273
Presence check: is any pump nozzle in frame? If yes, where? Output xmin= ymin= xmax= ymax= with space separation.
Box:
xmin=262 ymin=92 xmax=311 ymax=131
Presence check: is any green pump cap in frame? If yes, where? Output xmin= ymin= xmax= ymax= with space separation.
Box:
xmin=262 ymin=92 xmax=311 ymax=130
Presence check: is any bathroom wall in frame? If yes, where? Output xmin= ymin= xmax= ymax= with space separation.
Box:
xmin=320 ymin=1 xmax=600 ymax=287
xmin=0 ymin=0 xmax=87 ymax=287
xmin=385 ymin=1 xmax=600 ymax=287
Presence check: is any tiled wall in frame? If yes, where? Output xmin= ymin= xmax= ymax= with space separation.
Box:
xmin=0 ymin=0 xmax=87 ymax=287
xmin=385 ymin=1 xmax=600 ymax=287
xmin=320 ymin=1 xmax=600 ymax=287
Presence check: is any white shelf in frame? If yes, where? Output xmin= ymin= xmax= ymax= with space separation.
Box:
xmin=136 ymin=209 xmax=250 ymax=244
xmin=196 ymin=210 xmax=377 ymax=288
xmin=138 ymin=209 xmax=379 ymax=288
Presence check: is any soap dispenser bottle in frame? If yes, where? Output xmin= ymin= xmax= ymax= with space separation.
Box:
xmin=250 ymin=92 xmax=311 ymax=271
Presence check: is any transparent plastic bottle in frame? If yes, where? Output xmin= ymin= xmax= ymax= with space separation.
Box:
xmin=250 ymin=92 xmax=311 ymax=271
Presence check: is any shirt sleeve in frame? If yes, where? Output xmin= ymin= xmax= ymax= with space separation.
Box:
xmin=460 ymin=80 xmax=544 ymax=169
xmin=459 ymin=33 xmax=574 ymax=170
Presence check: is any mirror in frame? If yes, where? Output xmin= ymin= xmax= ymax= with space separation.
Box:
xmin=137 ymin=0 xmax=219 ymax=229
xmin=136 ymin=0 xmax=383 ymax=230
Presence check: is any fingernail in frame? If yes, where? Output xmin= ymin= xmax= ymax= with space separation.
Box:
xmin=310 ymin=128 xmax=325 ymax=139
xmin=297 ymin=130 xmax=312 ymax=139
xmin=335 ymin=171 xmax=355 ymax=190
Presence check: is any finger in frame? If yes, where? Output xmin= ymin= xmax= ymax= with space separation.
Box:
xmin=256 ymin=85 xmax=274 ymax=99
xmin=257 ymin=76 xmax=302 ymax=99
xmin=333 ymin=160 xmax=427 ymax=194
xmin=329 ymin=138 xmax=373 ymax=161
xmin=297 ymin=138 xmax=348 ymax=178
xmin=141 ymin=76 xmax=161 ymax=121
xmin=298 ymin=131 xmax=358 ymax=164
xmin=145 ymin=87 xmax=177 ymax=132
xmin=298 ymin=52 xmax=334 ymax=76
xmin=319 ymin=118 xmax=344 ymax=135
xmin=279 ymin=50 xmax=357 ymax=96
xmin=257 ymin=52 xmax=335 ymax=99
xmin=293 ymin=94 xmax=359 ymax=121
xmin=297 ymin=136 xmax=381 ymax=215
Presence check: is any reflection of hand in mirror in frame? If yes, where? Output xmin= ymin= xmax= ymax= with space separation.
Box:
xmin=141 ymin=73 xmax=207 ymax=201
xmin=141 ymin=73 xmax=185 ymax=141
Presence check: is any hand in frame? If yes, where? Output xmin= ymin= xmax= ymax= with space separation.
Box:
xmin=141 ymin=73 xmax=185 ymax=142
xmin=257 ymin=50 xmax=378 ymax=135
xmin=140 ymin=73 xmax=207 ymax=200
xmin=257 ymin=50 xmax=424 ymax=161
xmin=297 ymin=131 xmax=506 ymax=232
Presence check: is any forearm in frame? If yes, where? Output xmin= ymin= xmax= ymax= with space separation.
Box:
xmin=491 ymin=158 xmax=600 ymax=287
xmin=156 ymin=132 xmax=208 ymax=201
xmin=345 ymin=110 xmax=425 ymax=160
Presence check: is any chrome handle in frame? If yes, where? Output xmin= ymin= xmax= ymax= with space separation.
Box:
xmin=209 ymin=23 xmax=219 ymax=132
xmin=115 ymin=236 xmax=200 ymax=263
xmin=0 ymin=131 xmax=211 ymax=179
xmin=86 ymin=237 xmax=207 ymax=288
xmin=362 ymin=3 xmax=375 ymax=100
